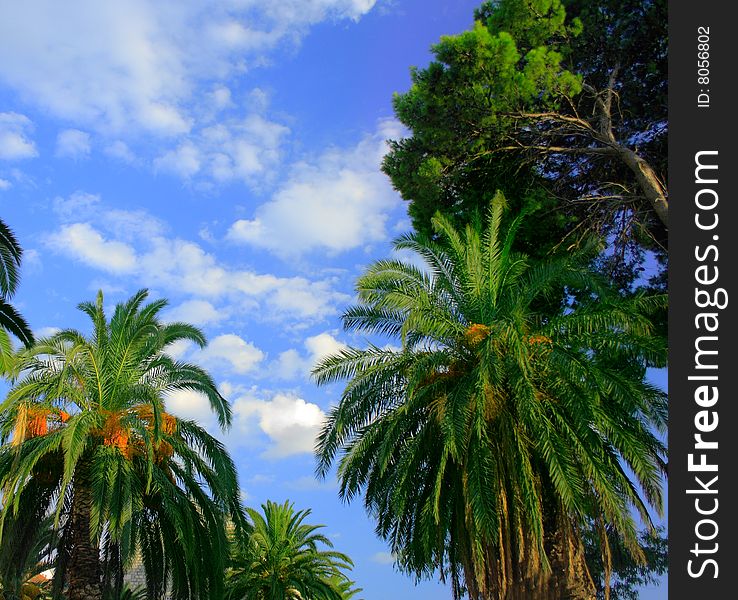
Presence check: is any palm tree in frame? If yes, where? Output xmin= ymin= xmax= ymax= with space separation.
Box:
xmin=227 ymin=500 xmax=356 ymax=600
xmin=0 ymin=218 xmax=34 ymax=372
xmin=0 ymin=289 xmax=245 ymax=600
xmin=314 ymin=196 xmax=667 ymax=599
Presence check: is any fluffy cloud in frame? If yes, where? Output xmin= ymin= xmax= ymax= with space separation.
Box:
xmin=0 ymin=2 xmax=190 ymax=136
xmin=233 ymin=392 xmax=326 ymax=458
xmin=0 ymin=112 xmax=37 ymax=160
xmin=104 ymin=140 xmax=136 ymax=163
xmin=154 ymin=112 xmax=289 ymax=183
xmin=47 ymin=223 xmax=137 ymax=274
xmin=46 ymin=218 xmax=347 ymax=321
xmin=274 ymin=332 xmax=347 ymax=379
xmin=163 ymin=339 xmax=193 ymax=360
xmin=227 ymin=120 xmax=403 ymax=257
xmin=198 ymin=333 xmax=265 ymax=375
xmin=0 ymin=1 xmax=377 ymax=138
xmin=165 ymin=388 xmax=216 ymax=424
xmin=50 ymin=193 xmax=166 ymax=243
xmin=103 ymin=209 xmax=167 ymax=241
xmin=153 ymin=141 xmax=201 ymax=178
xmin=34 ymin=326 xmax=61 ymax=338
xmin=55 ymin=129 xmax=92 ymax=159
xmin=136 ymin=236 xmax=348 ymax=319
xmin=305 ymin=332 xmax=347 ymax=364
xmin=52 ymin=191 xmax=101 ymax=221
xmin=164 ymin=299 xmax=225 ymax=326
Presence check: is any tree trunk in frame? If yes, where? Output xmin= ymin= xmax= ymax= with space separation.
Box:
xmin=66 ymin=462 xmax=102 ymax=600
xmin=544 ymin=521 xmax=596 ymax=600
xmin=478 ymin=519 xmax=595 ymax=600
xmin=617 ymin=146 xmax=668 ymax=228
xmin=503 ymin=533 xmax=594 ymax=600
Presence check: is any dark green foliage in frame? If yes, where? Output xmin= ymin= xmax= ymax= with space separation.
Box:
xmin=227 ymin=500 xmax=360 ymax=600
xmin=109 ymin=585 xmax=147 ymax=600
xmin=562 ymin=0 xmax=667 ymax=170
xmin=0 ymin=290 xmax=245 ymax=600
xmin=383 ymin=0 xmax=667 ymax=290
xmin=0 ymin=218 xmax=33 ymax=357
xmin=0 ymin=481 xmax=57 ymax=598
xmin=314 ymin=197 xmax=667 ymax=599
xmin=584 ymin=526 xmax=667 ymax=600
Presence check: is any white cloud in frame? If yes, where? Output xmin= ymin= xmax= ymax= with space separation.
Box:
xmin=22 ymin=248 xmax=42 ymax=272
xmin=103 ymin=208 xmax=166 ymax=241
xmin=198 ymin=333 xmax=264 ymax=375
xmin=163 ymin=339 xmax=193 ymax=360
xmin=164 ymin=299 xmax=225 ymax=326
xmin=104 ymin=140 xmax=136 ymax=163
xmin=274 ymin=349 xmax=304 ymax=380
xmin=165 ymin=388 xmax=215 ymax=423
xmin=136 ymin=236 xmax=347 ymax=320
xmin=46 ymin=223 xmax=137 ymax=274
xmin=52 ymin=191 xmax=101 ymax=221
xmin=0 ymin=1 xmax=377 ymax=140
xmin=0 ymin=2 xmax=190 ymax=136
xmin=204 ymin=114 xmax=289 ymax=182
xmin=34 ymin=326 xmax=61 ymax=338
xmin=274 ymin=332 xmax=346 ymax=379
xmin=227 ymin=120 xmax=402 ymax=257
xmin=47 ymin=216 xmax=347 ymax=322
xmin=154 ymin=141 xmax=201 ymax=178
xmin=0 ymin=178 xmax=10 ymax=190
xmin=53 ymin=195 xmax=166 ymax=241
xmin=305 ymin=332 xmax=347 ymax=365
xmin=208 ymin=85 xmax=234 ymax=111
xmin=0 ymin=112 xmax=37 ymax=160
xmin=233 ymin=392 xmax=326 ymax=458
xmin=371 ymin=552 xmax=397 ymax=565
xmin=55 ymin=129 xmax=91 ymax=159
xmin=246 ymin=0 xmax=379 ymax=25
xmin=154 ymin=113 xmax=289 ymax=184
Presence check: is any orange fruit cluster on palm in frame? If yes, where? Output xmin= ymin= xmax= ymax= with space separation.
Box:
xmin=134 ymin=405 xmax=178 ymax=435
xmin=12 ymin=402 xmax=178 ymax=463
xmin=527 ymin=334 xmax=553 ymax=346
xmin=464 ymin=323 xmax=491 ymax=346
xmin=100 ymin=412 xmax=132 ymax=457
xmin=98 ymin=406 xmax=178 ymax=460
xmin=12 ymin=405 xmax=71 ymax=445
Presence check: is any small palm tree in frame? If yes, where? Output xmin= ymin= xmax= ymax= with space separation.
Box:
xmin=0 ymin=218 xmax=34 ymax=372
xmin=113 ymin=584 xmax=147 ymax=600
xmin=314 ymin=196 xmax=667 ymax=599
xmin=227 ymin=500 xmax=356 ymax=600
xmin=0 ymin=289 xmax=245 ymax=600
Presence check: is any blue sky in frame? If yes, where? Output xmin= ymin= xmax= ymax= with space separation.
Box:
xmin=0 ymin=1 xmax=666 ymax=598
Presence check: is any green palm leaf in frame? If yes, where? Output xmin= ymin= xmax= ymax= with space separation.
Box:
xmin=1 ymin=289 xmax=244 ymax=600
xmin=314 ymin=195 xmax=667 ymax=599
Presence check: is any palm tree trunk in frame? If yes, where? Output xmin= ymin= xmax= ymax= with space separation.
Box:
xmin=477 ymin=525 xmax=595 ymax=600
xmin=66 ymin=462 xmax=102 ymax=600
xmin=544 ymin=523 xmax=596 ymax=600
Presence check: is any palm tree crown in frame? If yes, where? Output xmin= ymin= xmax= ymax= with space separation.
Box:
xmin=227 ymin=500 xmax=357 ymax=600
xmin=0 ymin=289 xmax=244 ymax=600
xmin=314 ymin=197 xmax=667 ymax=599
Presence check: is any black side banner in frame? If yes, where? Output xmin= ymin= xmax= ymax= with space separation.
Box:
xmin=669 ymin=2 xmax=736 ymax=598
